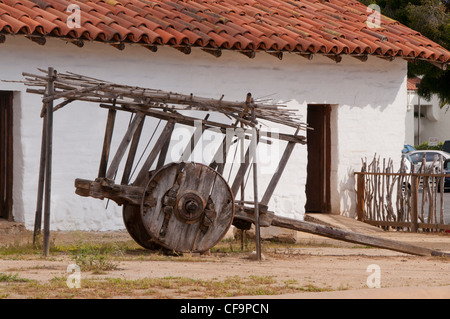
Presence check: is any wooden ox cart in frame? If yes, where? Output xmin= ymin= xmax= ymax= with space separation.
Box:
xmin=23 ymin=68 xmax=449 ymax=258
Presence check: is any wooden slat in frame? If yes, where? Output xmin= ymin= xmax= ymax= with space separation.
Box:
xmin=133 ymin=121 xmax=175 ymax=186
xmin=98 ymin=109 xmax=116 ymax=178
xmin=155 ymin=121 xmax=175 ymax=169
xmin=121 ymin=116 xmax=145 ymax=185
xmin=105 ymin=112 xmax=145 ymax=180
xmin=260 ymin=129 xmax=299 ymax=206
xmin=230 ymin=136 xmax=259 ymax=196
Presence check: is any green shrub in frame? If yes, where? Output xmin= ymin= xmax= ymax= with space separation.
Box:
xmin=414 ymin=141 xmax=443 ymax=151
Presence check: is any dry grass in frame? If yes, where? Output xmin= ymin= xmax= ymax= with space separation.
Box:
xmin=0 ymin=274 xmax=329 ymax=299
xmin=0 ymin=237 xmax=333 ymax=299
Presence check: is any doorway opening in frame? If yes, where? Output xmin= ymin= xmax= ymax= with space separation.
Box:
xmin=305 ymin=104 xmax=331 ymax=213
xmin=0 ymin=91 xmax=14 ymax=221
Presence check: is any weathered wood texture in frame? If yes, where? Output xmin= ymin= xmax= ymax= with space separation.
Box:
xmin=140 ymin=162 xmax=234 ymax=253
xmin=356 ymin=154 xmax=450 ymax=232
xmin=271 ymin=215 xmax=450 ymax=257
xmin=21 ymin=69 xmax=308 ymax=131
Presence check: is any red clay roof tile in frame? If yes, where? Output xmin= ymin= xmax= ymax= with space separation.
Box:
xmin=0 ymin=0 xmax=447 ymax=65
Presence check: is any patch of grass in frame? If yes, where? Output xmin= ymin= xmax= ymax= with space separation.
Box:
xmin=0 ymin=273 xmax=332 ymax=299
xmin=0 ymin=272 xmax=30 ymax=283
xmin=0 ymin=242 xmax=41 ymax=258
xmin=69 ymin=244 xmax=120 ymax=273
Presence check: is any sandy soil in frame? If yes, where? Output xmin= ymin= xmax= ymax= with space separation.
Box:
xmin=0 ymin=225 xmax=449 ymax=299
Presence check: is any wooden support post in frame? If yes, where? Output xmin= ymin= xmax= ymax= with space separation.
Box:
xmin=43 ymin=67 xmax=55 ymax=256
xmin=98 ymin=109 xmax=116 ymax=178
xmin=121 ymin=116 xmax=145 ymax=184
xmin=33 ymin=114 xmax=47 ymax=247
xmin=105 ymin=112 xmax=145 ymax=180
xmin=356 ymin=173 xmax=366 ymax=222
xmin=133 ymin=121 xmax=175 ymax=186
xmin=410 ymin=175 xmax=419 ymax=232
xmin=251 ymin=106 xmax=261 ymax=261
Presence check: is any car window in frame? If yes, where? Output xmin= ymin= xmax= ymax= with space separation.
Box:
xmin=425 ymin=152 xmax=440 ymax=161
xmin=446 ymin=161 xmax=450 ymax=170
xmin=410 ymin=153 xmax=423 ymax=163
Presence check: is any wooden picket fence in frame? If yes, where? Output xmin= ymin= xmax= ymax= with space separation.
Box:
xmin=355 ymin=155 xmax=450 ymax=232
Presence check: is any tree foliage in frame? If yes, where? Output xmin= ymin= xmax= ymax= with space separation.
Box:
xmin=360 ymin=0 xmax=450 ymax=106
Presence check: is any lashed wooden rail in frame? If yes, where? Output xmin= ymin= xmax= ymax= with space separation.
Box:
xmin=21 ymin=68 xmax=308 ymax=131
xmin=356 ymin=155 xmax=450 ymax=232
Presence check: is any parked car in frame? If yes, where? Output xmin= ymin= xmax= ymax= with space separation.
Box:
xmin=407 ymin=150 xmax=450 ymax=170
xmin=442 ymin=140 xmax=450 ymax=154
xmin=402 ymin=144 xmax=416 ymax=154
xmin=438 ymin=159 xmax=450 ymax=193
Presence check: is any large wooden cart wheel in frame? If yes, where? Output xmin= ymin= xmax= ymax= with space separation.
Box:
xmin=123 ymin=205 xmax=162 ymax=250
xmin=140 ymin=162 xmax=235 ymax=253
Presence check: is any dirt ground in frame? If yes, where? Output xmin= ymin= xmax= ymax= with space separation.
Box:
xmin=0 ymin=221 xmax=449 ymax=299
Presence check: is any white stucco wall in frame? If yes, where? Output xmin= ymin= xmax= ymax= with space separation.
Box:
xmin=0 ymin=36 xmax=407 ymax=230
xmin=406 ymin=90 xmax=450 ymax=145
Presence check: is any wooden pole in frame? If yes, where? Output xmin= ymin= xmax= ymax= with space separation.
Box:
xmin=33 ymin=113 xmax=47 ymax=247
xmin=356 ymin=173 xmax=366 ymax=222
xmin=43 ymin=67 xmax=55 ymax=256
xmin=251 ymin=104 xmax=262 ymax=261
xmin=410 ymin=175 xmax=419 ymax=232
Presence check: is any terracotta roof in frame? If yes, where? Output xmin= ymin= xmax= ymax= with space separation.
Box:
xmin=0 ymin=0 xmax=449 ymax=66
xmin=407 ymin=77 xmax=420 ymax=91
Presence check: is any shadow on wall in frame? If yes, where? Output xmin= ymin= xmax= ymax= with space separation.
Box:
xmin=339 ymin=166 xmax=357 ymax=218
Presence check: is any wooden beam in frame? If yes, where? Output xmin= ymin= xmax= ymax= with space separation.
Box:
xmin=99 ymin=103 xmax=304 ymax=144
xmin=271 ymin=215 xmax=450 ymax=257
xmin=75 ymin=178 xmax=145 ymax=206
